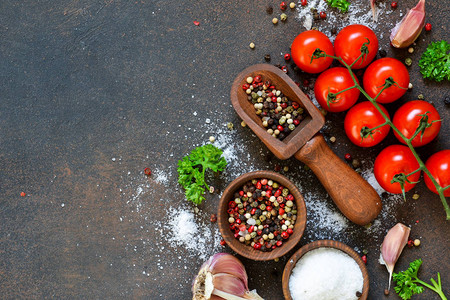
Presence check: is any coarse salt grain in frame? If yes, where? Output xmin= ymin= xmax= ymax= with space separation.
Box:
xmin=289 ymin=248 xmax=363 ymax=300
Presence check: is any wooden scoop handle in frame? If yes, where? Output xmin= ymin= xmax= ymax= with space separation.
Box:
xmin=294 ymin=134 xmax=381 ymax=225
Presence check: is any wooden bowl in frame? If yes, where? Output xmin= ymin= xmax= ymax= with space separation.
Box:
xmin=230 ymin=64 xmax=325 ymax=160
xmin=282 ymin=240 xmax=369 ymax=300
xmin=218 ymin=171 xmax=307 ymax=261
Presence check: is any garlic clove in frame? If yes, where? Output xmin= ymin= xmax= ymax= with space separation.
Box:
xmin=208 ymin=253 xmax=248 ymax=289
xmin=379 ymin=223 xmax=411 ymax=290
xmin=390 ymin=0 xmax=426 ymax=48
xmin=210 ymin=273 xmax=248 ymax=297
xmin=370 ymin=0 xmax=379 ymax=22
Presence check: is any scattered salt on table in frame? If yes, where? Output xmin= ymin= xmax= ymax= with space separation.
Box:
xmin=289 ymin=247 xmax=363 ymax=300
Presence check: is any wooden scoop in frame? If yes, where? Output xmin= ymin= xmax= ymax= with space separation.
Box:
xmin=231 ymin=64 xmax=381 ymax=225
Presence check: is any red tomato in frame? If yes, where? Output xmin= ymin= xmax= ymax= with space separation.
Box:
xmin=291 ymin=30 xmax=334 ymax=74
xmin=393 ymin=100 xmax=441 ymax=147
xmin=363 ymin=58 xmax=409 ymax=103
xmin=314 ymin=67 xmax=360 ymax=112
xmin=344 ymin=101 xmax=390 ymax=147
xmin=334 ymin=24 xmax=379 ymax=69
xmin=374 ymin=145 xmax=421 ymax=194
xmin=424 ymin=150 xmax=450 ymax=197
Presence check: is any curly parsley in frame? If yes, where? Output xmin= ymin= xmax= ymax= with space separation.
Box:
xmin=325 ymin=0 xmax=350 ymax=13
xmin=393 ymin=259 xmax=446 ymax=300
xmin=177 ymin=144 xmax=227 ymax=205
xmin=419 ymin=40 xmax=450 ymax=82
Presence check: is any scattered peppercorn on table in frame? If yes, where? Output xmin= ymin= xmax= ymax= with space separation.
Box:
xmin=0 ymin=0 xmax=448 ymax=299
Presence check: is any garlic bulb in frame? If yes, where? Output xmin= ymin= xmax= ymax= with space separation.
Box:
xmin=379 ymin=223 xmax=411 ymax=290
xmin=390 ymin=0 xmax=426 ymax=48
xmin=192 ymin=253 xmax=264 ymax=300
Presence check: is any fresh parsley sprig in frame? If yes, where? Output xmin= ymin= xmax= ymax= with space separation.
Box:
xmin=419 ymin=40 xmax=450 ymax=82
xmin=325 ymin=0 xmax=350 ymax=13
xmin=393 ymin=259 xmax=447 ymax=300
xmin=177 ymin=144 xmax=227 ymax=205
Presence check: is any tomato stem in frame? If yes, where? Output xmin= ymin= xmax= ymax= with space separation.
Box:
xmin=406 ymin=167 xmax=424 ymax=177
xmin=317 ymin=49 xmax=450 ymax=220
xmin=333 ymin=84 xmax=359 ymax=95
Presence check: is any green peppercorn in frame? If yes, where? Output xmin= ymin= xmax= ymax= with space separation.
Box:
xmin=282 ymin=188 xmax=289 ymax=197
xmin=418 ymin=94 xmax=424 ymax=100
xmin=273 ymin=182 xmax=279 ymax=189
xmin=260 ymin=204 xmax=266 ymax=210
xmin=280 ymin=13 xmax=287 ymax=22
xmin=259 ymin=215 xmax=266 ymax=222
xmin=405 ymin=58 xmax=412 ymax=66
xmin=250 ymin=232 xmax=257 ymax=238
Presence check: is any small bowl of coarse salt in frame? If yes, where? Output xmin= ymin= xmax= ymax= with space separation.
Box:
xmin=282 ymin=240 xmax=369 ymax=300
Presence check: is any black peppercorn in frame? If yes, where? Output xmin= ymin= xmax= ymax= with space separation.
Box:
xmin=264 ymin=54 xmax=271 ymax=62
xmin=444 ymin=96 xmax=450 ymax=106
xmin=331 ymin=27 xmax=337 ymax=35
xmin=379 ymin=49 xmax=387 ymax=58
xmin=266 ymin=6 xmax=273 ymax=14
xmin=356 ymin=291 xmax=362 ymax=297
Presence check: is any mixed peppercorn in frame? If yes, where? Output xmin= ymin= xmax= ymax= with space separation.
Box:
xmin=242 ymin=75 xmax=307 ymax=141
xmin=227 ymin=178 xmax=298 ymax=252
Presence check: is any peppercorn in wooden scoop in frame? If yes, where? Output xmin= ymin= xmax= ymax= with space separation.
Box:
xmin=230 ymin=64 xmax=381 ymax=226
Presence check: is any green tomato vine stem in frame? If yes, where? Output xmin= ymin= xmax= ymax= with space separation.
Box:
xmin=313 ymin=48 xmax=450 ymax=220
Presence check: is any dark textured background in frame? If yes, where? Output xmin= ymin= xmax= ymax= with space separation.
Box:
xmin=0 ymin=0 xmax=449 ymax=299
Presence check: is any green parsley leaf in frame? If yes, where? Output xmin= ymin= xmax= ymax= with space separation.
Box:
xmin=393 ymin=259 xmax=424 ymax=300
xmin=419 ymin=40 xmax=450 ymax=82
xmin=393 ymin=259 xmax=447 ymax=300
xmin=325 ymin=0 xmax=350 ymax=13
xmin=177 ymin=144 xmax=227 ymax=205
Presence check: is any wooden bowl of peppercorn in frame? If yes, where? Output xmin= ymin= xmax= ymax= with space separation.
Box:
xmin=218 ymin=170 xmax=307 ymax=261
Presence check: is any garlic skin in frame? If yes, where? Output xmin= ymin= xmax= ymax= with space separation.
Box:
xmin=390 ymin=0 xmax=426 ymax=48
xmin=379 ymin=223 xmax=411 ymax=290
xmin=192 ymin=253 xmax=264 ymax=300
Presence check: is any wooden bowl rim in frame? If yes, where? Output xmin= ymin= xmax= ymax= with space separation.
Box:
xmin=218 ymin=170 xmax=307 ymax=261
xmin=230 ymin=64 xmax=325 ymax=160
xmin=282 ymin=240 xmax=369 ymax=300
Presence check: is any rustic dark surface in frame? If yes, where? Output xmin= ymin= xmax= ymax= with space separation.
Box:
xmin=0 ymin=1 xmax=449 ymax=299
